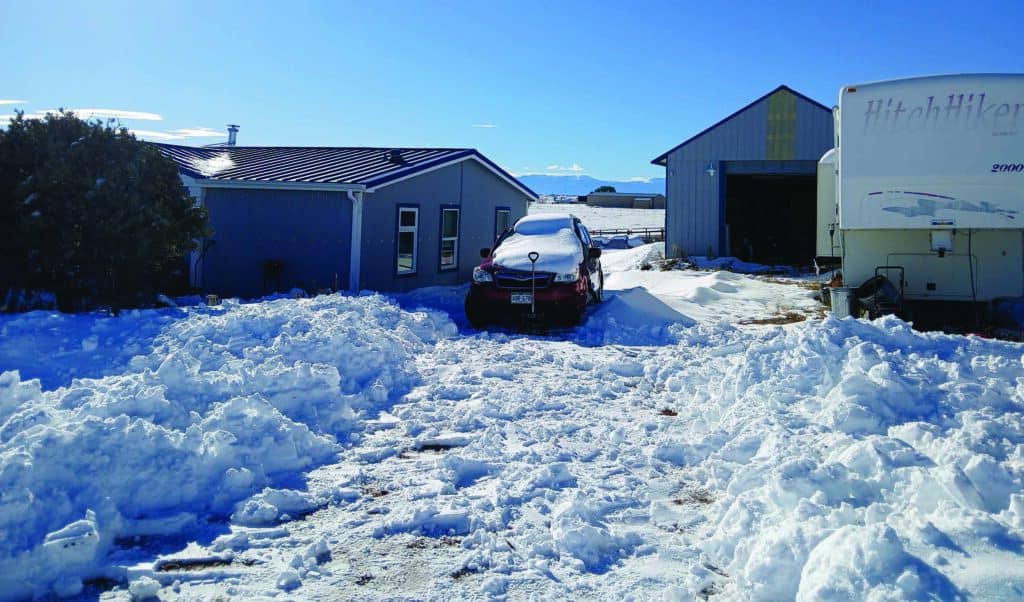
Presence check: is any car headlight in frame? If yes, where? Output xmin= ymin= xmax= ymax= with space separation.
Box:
xmin=473 ymin=267 xmax=493 ymax=283
xmin=554 ymin=269 xmax=579 ymax=283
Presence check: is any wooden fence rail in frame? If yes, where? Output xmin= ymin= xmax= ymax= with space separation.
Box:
xmin=589 ymin=227 xmax=665 ymax=243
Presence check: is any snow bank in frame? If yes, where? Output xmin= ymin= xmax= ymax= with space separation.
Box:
xmin=599 ymin=242 xmax=665 ymax=274
xmin=351 ymin=311 xmax=1022 ymax=599
xmin=0 ymin=293 xmax=456 ymax=600
xmin=797 ymin=524 xmax=958 ymax=600
xmin=592 ymin=234 xmax=646 ymax=250
xmin=605 ymin=265 xmax=819 ymax=328
xmin=691 ymin=255 xmax=795 ymax=275
xmin=647 ymin=315 xmax=1024 ymax=599
xmin=3 ymin=266 xmax=1023 ymax=599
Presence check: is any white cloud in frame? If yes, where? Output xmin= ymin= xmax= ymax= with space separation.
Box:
xmin=65 ymin=108 xmax=163 ymax=121
xmin=0 ymin=111 xmax=48 ymax=121
xmin=544 ymin=163 xmax=585 ymax=174
xmin=131 ymin=127 xmax=223 ymax=141
xmin=129 ymin=129 xmax=185 ymax=140
xmin=471 ymin=123 xmax=497 ymax=128
xmin=171 ymin=127 xmax=222 ymax=138
xmin=0 ymin=99 xmax=27 ymax=105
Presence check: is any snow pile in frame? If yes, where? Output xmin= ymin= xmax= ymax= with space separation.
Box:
xmin=649 ymin=315 xmax=1023 ymax=599
xmin=691 ymin=255 xmax=795 ymax=274
xmin=0 ymin=308 xmax=181 ymax=389
xmin=2 ymin=260 xmax=1023 ymax=599
xmin=0 ymin=293 xmax=455 ymax=600
xmin=606 ymin=262 xmax=819 ymax=326
xmin=591 ymin=234 xmax=646 ymax=249
xmin=599 ymin=242 xmax=666 ymax=273
xmin=796 ymin=524 xmax=955 ymax=600
xmin=283 ymin=313 xmax=1020 ymax=599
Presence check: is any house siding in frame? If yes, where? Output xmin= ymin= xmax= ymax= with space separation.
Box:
xmin=359 ymin=161 xmax=529 ymax=293
xmin=192 ymin=158 xmax=532 ymax=298
xmin=662 ymin=88 xmax=833 ymax=258
xmin=457 ymin=160 xmax=529 ymax=279
xmin=202 ymin=188 xmax=352 ymax=298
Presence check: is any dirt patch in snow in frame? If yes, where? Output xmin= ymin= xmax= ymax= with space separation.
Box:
xmin=738 ymin=311 xmax=807 ymax=325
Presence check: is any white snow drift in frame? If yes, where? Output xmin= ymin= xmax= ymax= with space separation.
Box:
xmin=0 ymin=254 xmax=1022 ymax=600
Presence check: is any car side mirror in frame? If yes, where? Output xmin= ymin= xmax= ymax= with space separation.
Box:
xmin=589 ymin=247 xmax=602 ymax=259
xmin=479 ymin=248 xmax=491 ymax=258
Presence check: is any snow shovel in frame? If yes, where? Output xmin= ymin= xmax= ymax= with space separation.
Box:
xmin=528 ymin=251 xmax=539 ymax=319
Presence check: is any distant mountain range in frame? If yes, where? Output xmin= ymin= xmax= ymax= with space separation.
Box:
xmin=517 ymin=174 xmax=666 ymax=196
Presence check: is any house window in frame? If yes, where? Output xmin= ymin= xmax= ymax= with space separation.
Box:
xmin=495 ymin=207 xmax=511 ymax=240
xmin=440 ymin=207 xmax=460 ymax=270
xmin=396 ymin=206 xmax=418 ymax=275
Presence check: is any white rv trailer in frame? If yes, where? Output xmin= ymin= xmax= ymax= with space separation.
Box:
xmin=818 ymin=73 xmax=1024 ymax=303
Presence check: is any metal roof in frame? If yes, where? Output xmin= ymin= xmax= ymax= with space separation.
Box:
xmin=155 ymin=143 xmax=537 ymax=199
xmin=651 ymin=85 xmax=832 ymax=166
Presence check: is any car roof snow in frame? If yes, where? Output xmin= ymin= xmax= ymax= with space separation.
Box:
xmin=514 ymin=213 xmax=575 ymax=235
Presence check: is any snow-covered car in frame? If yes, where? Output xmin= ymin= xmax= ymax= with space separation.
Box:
xmin=465 ymin=213 xmax=603 ymax=327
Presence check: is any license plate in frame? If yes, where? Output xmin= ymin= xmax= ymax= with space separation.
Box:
xmin=510 ymin=292 xmax=532 ymax=304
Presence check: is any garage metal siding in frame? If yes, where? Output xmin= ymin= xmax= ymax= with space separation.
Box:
xmin=663 ymin=88 xmax=833 ymax=258
xmin=202 ymin=188 xmax=352 ymax=298
xmin=795 ymin=100 xmax=836 ymax=160
xmin=665 ymin=98 xmax=770 ymax=257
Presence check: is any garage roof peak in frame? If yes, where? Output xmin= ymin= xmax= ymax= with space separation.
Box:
xmin=651 ymin=85 xmax=831 ymax=166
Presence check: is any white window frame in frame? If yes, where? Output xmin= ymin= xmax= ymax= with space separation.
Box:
xmin=440 ymin=207 xmax=460 ymax=271
xmin=396 ymin=206 xmax=418 ymax=275
xmin=495 ymin=208 xmax=511 ymax=240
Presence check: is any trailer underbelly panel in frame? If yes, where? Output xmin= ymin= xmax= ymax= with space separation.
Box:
xmin=842 ymin=229 xmax=1023 ymax=301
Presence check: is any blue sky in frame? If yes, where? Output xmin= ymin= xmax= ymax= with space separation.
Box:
xmin=2 ymin=0 xmax=1022 ymax=181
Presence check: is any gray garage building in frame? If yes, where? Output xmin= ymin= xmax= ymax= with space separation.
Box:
xmin=157 ymin=144 xmax=535 ymax=298
xmin=651 ymin=85 xmax=834 ymax=265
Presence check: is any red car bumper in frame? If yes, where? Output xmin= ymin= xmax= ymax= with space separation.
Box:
xmin=469 ymin=279 xmax=588 ymax=315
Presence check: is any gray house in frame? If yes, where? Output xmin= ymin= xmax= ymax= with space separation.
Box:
xmin=651 ymin=85 xmax=833 ymax=265
xmin=157 ymin=144 xmax=535 ymax=297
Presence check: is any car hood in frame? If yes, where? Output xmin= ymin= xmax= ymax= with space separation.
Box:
xmin=491 ymin=228 xmax=584 ymax=275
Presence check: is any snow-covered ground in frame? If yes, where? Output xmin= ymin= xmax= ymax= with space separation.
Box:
xmin=2 ymin=244 xmax=1024 ymax=601
xmin=529 ymin=202 xmax=664 ymax=231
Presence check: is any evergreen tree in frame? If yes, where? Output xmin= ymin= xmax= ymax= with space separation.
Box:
xmin=0 ymin=110 xmax=209 ymax=312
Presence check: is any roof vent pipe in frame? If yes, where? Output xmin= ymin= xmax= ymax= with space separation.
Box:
xmin=385 ymin=149 xmax=404 ymax=164
xmin=227 ymin=124 xmax=240 ymax=146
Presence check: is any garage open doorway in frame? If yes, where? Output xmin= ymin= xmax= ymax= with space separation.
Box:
xmin=725 ymin=174 xmax=816 ymax=266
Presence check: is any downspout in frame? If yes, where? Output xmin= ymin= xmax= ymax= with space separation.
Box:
xmin=181 ymin=177 xmax=207 ymax=290
xmin=347 ymin=190 xmax=364 ymax=292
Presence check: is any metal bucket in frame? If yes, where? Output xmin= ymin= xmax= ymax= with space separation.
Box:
xmin=830 ymin=287 xmax=854 ymax=318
